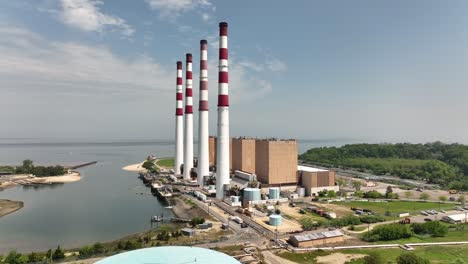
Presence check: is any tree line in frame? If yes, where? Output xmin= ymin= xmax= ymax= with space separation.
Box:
xmin=14 ymin=159 xmax=66 ymax=177
xmin=300 ymin=142 xmax=468 ymax=190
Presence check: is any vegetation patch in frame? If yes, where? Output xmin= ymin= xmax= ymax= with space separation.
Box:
xmin=300 ymin=142 xmax=468 ymax=190
xmin=156 ymin=158 xmax=175 ymax=168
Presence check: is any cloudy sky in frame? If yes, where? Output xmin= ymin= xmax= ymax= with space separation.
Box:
xmin=1 ymin=0 xmax=467 ymax=143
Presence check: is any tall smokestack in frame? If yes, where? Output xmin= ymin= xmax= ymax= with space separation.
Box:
xmin=183 ymin=53 xmax=194 ymax=180
xmin=197 ymin=40 xmax=209 ymax=187
xmin=174 ymin=61 xmax=184 ymax=175
xmin=216 ymin=22 xmax=230 ymax=199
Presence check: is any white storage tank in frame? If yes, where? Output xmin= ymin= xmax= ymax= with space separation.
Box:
xmin=231 ymin=196 xmax=240 ymax=203
xmin=208 ymin=185 xmax=215 ymax=191
xmin=243 ymin=188 xmax=261 ymax=202
xmin=296 ymin=187 xmax=305 ymax=197
xmin=269 ymin=187 xmax=280 ymax=200
xmin=269 ymin=214 xmax=282 ymax=226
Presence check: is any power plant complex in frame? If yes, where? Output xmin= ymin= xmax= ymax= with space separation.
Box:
xmin=172 ymin=22 xmax=337 ymax=201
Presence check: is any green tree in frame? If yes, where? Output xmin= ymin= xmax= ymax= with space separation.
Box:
xmin=352 ymin=180 xmax=362 ymax=191
xmin=45 ymin=249 xmax=52 ymax=262
xmin=52 ymin=245 xmax=65 ymax=260
xmin=363 ymin=252 xmax=384 ymax=264
xmin=92 ymin=242 xmax=105 ymax=254
xmin=5 ymin=251 xmax=27 ymax=264
xmin=458 ymin=195 xmax=466 ymax=207
xmin=27 ymin=252 xmax=44 ymax=263
xmin=419 ymin=192 xmax=429 ymax=201
xmin=385 ymin=186 xmax=393 ymax=198
xmin=396 ymin=252 xmax=430 ymax=264
xmin=327 ymin=190 xmax=337 ymax=198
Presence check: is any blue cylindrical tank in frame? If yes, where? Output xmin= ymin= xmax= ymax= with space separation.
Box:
xmin=208 ymin=185 xmax=215 ymax=190
xmin=269 ymin=187 xmax=280 ymax=199
xmin=231 ymin=196 xmax=240 ymax=203
xmin=243 ymin=188 xmax=261 ymax=201
xmin=269 ymin=214 xmax=282 ymax=226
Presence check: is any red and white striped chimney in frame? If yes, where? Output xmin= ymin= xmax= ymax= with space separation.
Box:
xmin=197 ymin=40 xmax=209 ymax=186
xmin=174 ymin=61 xmax=184 ymax=175
xmin=183 ymin=54 xmax=194 ymax=180
xmin=216 ymin=22 xmax=230 ymax=199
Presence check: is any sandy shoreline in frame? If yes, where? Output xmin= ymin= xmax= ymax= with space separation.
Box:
xmin=122 ymin=162 xmax=147 ymax=173
xmin=0 ymin=199 xmax=24 ymax=218
xmin=0 ymin=172 xmax=81 ymax=190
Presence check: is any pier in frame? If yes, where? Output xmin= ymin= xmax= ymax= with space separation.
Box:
xmin=67 ymin=161 xmax=98 ymax=169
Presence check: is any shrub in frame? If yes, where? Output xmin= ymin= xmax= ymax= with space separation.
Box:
xmin=411 ymin=221 xmax=448 ymax=237
xmin=363 ymin=223 xmax=413 ymax=242
xmin=359 ymin=215 xmax=385 ymax=224
xmin=363 ymin=252 xmax=385 ymax=264
xmin=396 ymin=252 xmax=430 ymax=264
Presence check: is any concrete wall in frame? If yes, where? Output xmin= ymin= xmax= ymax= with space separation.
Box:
xmin=209 ymin=136 xmax=217 ymax=166
xmin=232 ymin=138 xmax=256 ymax=174
xmin=255 ymin=140 xmax=298 ymax=184
xmin=301 ymin=170 xmax=337 ymax=196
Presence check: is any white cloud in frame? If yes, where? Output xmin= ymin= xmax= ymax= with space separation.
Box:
xmin=0 ymin=25 xmax=167 ymax=96
xmin=145 ymin=0 xmax=213 ymax=21
xmin=59 ymin=0 xmax=135 ymax=37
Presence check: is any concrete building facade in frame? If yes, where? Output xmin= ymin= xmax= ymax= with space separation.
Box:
xmin=231 ymin=137 xmax=256 ymax=174
xmin=255 ymin=139 xmax=298 ymax=185
xmin=298 ymin=165 xmax=338 ymax=196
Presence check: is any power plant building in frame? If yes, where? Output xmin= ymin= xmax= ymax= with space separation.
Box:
xmin=255 ymin=139 xmax=298 ymax=185
xmin=231 ymin=137 xmax=256 ymax=174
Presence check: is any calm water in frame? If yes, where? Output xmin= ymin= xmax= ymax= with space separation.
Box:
xmin=0 ymin=138 xmax=356 ymax=253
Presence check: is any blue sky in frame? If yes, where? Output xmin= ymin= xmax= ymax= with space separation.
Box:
xmin=1 ymin=0 xmax=467 ymax=144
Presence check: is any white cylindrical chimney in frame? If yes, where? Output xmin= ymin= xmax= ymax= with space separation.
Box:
xmin=174 ymin=61 xmax=184 ymax=175
xmin=197 ymin=40 xmax=209 ymax=187
xmin=216 ymin=22 xmax=230 ymax=199
xmin=183 ymin=53 xmax=194 ymax=180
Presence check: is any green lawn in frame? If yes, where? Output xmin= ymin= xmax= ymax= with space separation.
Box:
xmin=156 ymin=158 xmax=174 ymax=168
xmin=332 ymin=200 xmax=454 ymax=219
xmin=279 ymin=245 xmax=468 ymax=264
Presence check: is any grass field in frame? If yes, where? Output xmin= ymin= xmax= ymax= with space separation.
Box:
xmin=156 ymin=158 xmax=174 ymax=168
xmin=279 ymin=245 xmax=468 ymax=264
xmin=332 ymin=200 xmax=454 ymax=218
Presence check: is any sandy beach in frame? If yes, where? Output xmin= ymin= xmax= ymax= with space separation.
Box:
xmin=38 ymin=171 xmax=81 ymax=183
xmin=122 ymin=162 xmax=147 ymax=172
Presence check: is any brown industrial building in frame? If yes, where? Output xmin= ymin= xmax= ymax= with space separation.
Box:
xmin=209 ymin=137 xmax=298 ymax=185
xmin=255 ymin=139 xmax=298 ymax=185
xmin=298 ymin=165 xmax=338 ymax=196
xmin=289 ymin=230 xmax=344 ymax=248
xmin=231 ymin=137 xmax=256 ymax=174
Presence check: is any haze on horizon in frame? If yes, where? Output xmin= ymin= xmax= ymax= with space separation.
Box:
xmin=1 ymin=1 xmax=467 ymax=144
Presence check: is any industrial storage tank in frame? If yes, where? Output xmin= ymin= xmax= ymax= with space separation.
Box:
xmin=243 ymin=188 xmax=261 ymax=201
xmin=208 ymin=185 xmax=216 ymax=191
xmin=269 ymin=214 xmax=282 ymax=226
xmin=297 ymin=187 xmax=305 ymax=197
xmin=269 ymin=187 xmax=280 ymax=199
xmin=231 ymin=196 xmax=240 ymax=203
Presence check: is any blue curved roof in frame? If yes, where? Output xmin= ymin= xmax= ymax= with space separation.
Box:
xmin=95 ymin=246 xmax=241 ymax=264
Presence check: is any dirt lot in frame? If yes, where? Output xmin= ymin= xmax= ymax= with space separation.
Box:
xmin=171 ymin=197 xmax=209 ymax=219
xmin=316 ymin=252 xmax=366 ymax=264
xmin=253 ymin=216 xmax=302 ymax=233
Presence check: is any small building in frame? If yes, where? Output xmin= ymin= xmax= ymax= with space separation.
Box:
xmin=298 ymin=165 xmax=339 ymax=196
xmin=289 ymin=230 xmax=344 ymax=248
xmin=442 ymin=213 xmax=467 ymax=224
xmin=181 ymin=228 xmax=195 ymax=237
